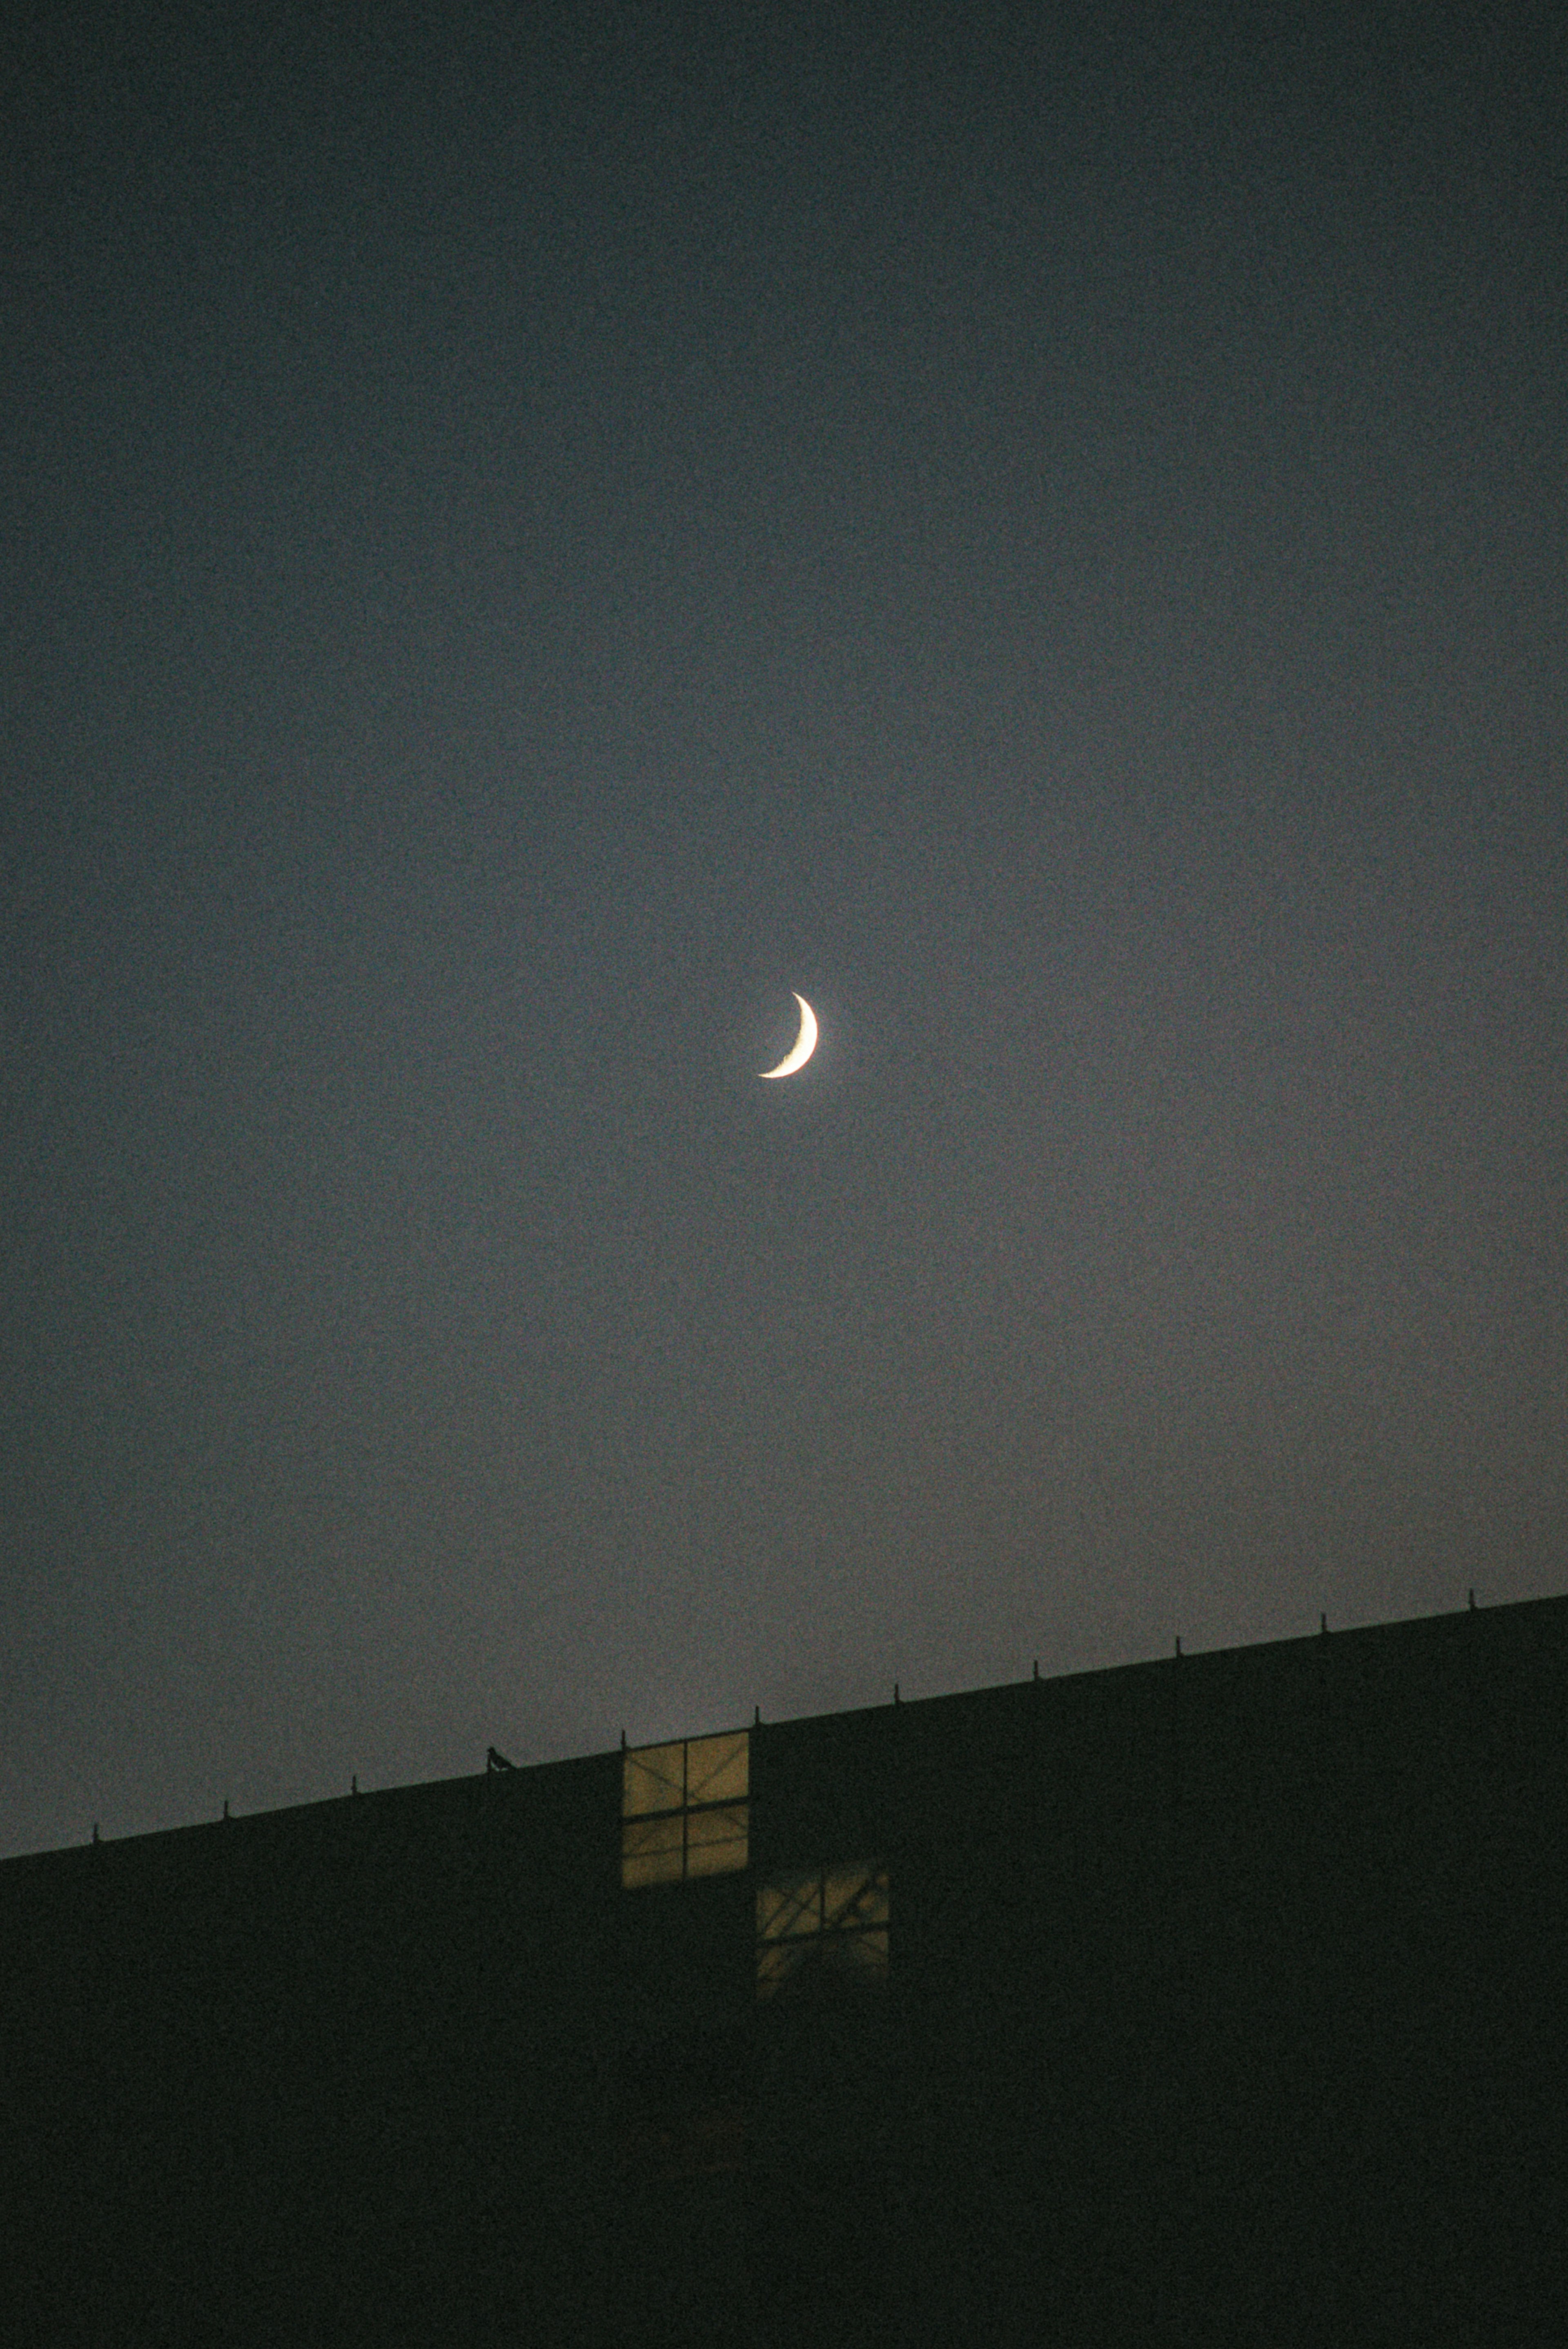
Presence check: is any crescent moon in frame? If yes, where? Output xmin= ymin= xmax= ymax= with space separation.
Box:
xmin=759 ymin=993 xmax=818 ymax=1079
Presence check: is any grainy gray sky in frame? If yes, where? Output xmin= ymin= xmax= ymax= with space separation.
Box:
xmin=4 ymin=0 xmax=1564 ymax=1854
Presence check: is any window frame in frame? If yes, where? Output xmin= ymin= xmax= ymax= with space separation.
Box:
xmin=620 ymin=1730 xmax=751 ymax=1889
xmin=755 ymin=1862 xmax=890 ymax=1998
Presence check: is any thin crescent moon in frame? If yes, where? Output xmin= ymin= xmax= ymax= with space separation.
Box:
xmin=759 ymin=993 xmax=818 ymax=1079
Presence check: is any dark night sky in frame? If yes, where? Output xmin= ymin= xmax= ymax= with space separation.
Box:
xmin=4 ymin=0 xmax=1565 ymax=1855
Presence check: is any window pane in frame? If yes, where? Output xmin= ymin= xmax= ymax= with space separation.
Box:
xmin=684 ymin=1804 xmax=748 ymax=1877
xmin=621 ymin=1814 xmax=684 ymax=1887
xmin=621 ymin=1848 xmax=684 ymax=1888
xmin=757 ymin=1872 xmax=822 ymax=1942
xmin=685 ymin=1731 xmax=748 ymax=1807
xmin=823 ymin=1866 xmax=889 ymax=1931
xmin=622 ymin=1741 xmax=686 ymax=1818
xmin=756 ymin=1939 xmax=812 ymax=1998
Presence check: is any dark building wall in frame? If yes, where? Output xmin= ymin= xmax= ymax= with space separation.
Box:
xmin=4 ymin=1597 xmax=1566 ymax=2346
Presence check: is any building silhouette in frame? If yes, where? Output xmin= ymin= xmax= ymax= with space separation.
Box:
xmin=4 ymin=1593 xmax=1565 ymax=2345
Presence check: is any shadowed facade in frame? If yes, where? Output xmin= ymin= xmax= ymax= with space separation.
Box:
xmin=4 ymin=1594 xmax=1565 ymax=2345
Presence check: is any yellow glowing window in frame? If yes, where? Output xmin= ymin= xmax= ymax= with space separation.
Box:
xmin=755 ymin=1865 xmax=889 ymax=1997
xmin=621 ymin=1731 xmax=750 ymax=1888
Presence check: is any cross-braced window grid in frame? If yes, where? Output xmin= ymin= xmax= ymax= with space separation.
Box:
xmin=621 ymin=1731 xmax=751 ymax=1888
xmin=756 ymin=1864 xmax=889 ymax=1997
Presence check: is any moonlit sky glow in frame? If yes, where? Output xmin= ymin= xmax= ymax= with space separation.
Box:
xmin=2 ymin=0 xmax=1564 ymax=1855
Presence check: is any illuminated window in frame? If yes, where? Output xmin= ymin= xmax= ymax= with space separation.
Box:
xmin=621 ymin=1731 xmax=750 ymax=1888
xmin=756 ymin=1865 xmax=889 ymax=1997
